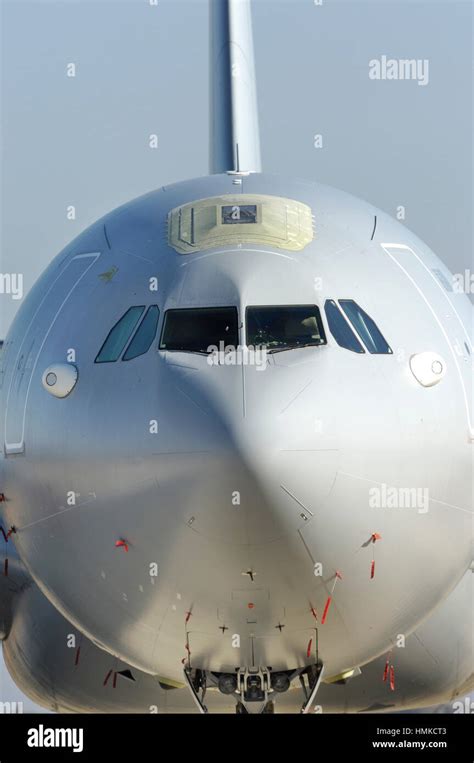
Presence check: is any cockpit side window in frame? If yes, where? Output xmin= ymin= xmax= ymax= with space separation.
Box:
xmin=95 ymin=306 xmax=145 ymax=363
xmin=123 ymin=306 xmax=160 ymax=361
xmin=339 ymin=300 xmax=392 ymax=354
xmin=324 ymin=300 xmax=365 ymax=353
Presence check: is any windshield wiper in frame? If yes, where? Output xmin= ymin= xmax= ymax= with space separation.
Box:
xmin=268 ymin=342 xmax=320 ymax=354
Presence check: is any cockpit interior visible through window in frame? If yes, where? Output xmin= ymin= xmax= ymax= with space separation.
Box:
xmin=246 ymin=305 xmax=327 ymax=353
xmin=159 ymin=307 xmax=239 ymax=354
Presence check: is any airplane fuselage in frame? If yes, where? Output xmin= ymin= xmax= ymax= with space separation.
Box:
xmin=1 ymin=172 xmax=472 ymax=691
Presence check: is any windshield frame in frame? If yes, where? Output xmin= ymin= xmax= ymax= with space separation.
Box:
xmin=245 ymin=304 xmax=327 ymax=353
xmin=159 ymin=306 xmax=240 ymax=355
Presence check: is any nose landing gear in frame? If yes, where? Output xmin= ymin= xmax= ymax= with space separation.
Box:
xmin=234 ymin=667 xmax=272 ymax=713
xmin=183 ymin=661 xmax=324 ymax=713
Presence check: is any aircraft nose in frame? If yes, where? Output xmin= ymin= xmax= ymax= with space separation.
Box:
xmin=156 ymin=352 xmax=339 ymax=544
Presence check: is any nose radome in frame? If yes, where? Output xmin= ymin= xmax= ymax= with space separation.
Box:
xmin=161 ymin=358 xmax=340 ymax=545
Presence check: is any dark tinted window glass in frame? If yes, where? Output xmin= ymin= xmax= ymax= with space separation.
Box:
xmin=339 ymin=300 xmax=392 ymax=354
xmin=96 ymin=306 xmax=145 ymax=363
xmin=123 ymin=306 xmax=160 ymax=361
xmin=246 ymin=305 xmax=326 ymax=352
xmin=324 ymin=300 xmax=365 ymax=353
xmin=160 ymin=307 xmax=238 ymax=353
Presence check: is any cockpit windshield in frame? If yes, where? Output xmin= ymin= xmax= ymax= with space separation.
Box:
xmin=160 ymin=307 xmax=239 ymax=354
xmin=246 ymin=305 xmax=327 ymax=352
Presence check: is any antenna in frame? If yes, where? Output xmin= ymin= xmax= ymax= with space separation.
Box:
xmin=210 ymin=0 xmax=262 ymax=174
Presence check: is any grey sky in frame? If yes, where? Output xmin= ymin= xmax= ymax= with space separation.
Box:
xmin=0 ymin=0 xmax=472 ymax=712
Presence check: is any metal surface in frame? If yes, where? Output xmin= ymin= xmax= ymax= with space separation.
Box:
xmin=2 ymin=545 xmax=473 ymax=713
xmin=210 ymin=0 xmax=261 ymax=173
xmin=0 ymin=0 xmax=472 ymax=714
xmin=0 ymin=172 xmax=472 ymax=712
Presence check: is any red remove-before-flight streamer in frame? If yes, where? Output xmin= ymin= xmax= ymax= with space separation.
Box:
xmin=321 ymin=571 xmax=342 ymax=624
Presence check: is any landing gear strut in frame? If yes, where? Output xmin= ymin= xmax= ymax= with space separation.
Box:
xmin=183 ymin=667 xmax=208 ymax=713
xmin=298 ymin=661 xmax=325 ymax=713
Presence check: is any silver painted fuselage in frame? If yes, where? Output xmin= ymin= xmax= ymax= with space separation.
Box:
xmin=1 ymin=172 xmax=472 ymax=697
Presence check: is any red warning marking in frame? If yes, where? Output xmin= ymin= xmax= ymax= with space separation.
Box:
xmin=103 ymin=669 xmax=113 ymax=687
xmin=310 ymin=606 xmax=318 ymax=620
xmin=306 ymin=638 xmax=313 ymax=658
xmin=185 ymin=642 xmax=191 ymax=654
xmin=4 ymin=558 xmax=8 ymax=577
xmin=322 ymin=572 xmax=342 ymax=624
xmin=74 ymin=647 xmax=81 ymax=667
xmin=389 ymin=665 xmax=395 ymax=691
xmin=370 ymin=534 xmax=381 ymax=579
xmin=321 ymin=596 xmax=332 ymax=624
xmin=383 ymin=658 xmax=390 ymax=682
xmin=1 ymin=527 xmax=14 ymax=543
xmin=112 ymin=671 xmax=117 ymax=689
xmin=115 ymin=539 xmax=129 ymax=552
xmin=248 ymin=602 xmax=254 ymax=609
xmin=185 ymin=611 xmax=192 ymax=623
